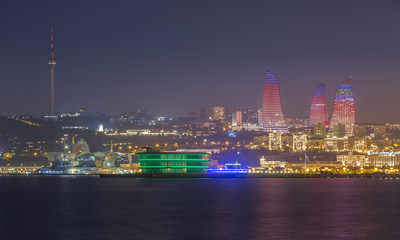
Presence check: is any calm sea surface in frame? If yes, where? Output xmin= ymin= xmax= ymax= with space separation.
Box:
xmin=1 ymin=176 xmax=400 ymax=240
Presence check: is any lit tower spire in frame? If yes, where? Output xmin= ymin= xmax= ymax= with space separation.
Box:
xmin=48 ymin=25 xmax=56 ymax=115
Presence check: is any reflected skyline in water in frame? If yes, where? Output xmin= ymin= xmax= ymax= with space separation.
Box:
xmin=1 ymin=177 xmax=400 ymax=239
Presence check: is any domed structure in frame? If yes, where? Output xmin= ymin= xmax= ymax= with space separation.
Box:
xmin=74 ymin=139 xmax=90 ymax=155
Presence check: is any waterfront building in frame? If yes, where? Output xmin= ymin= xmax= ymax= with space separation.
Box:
xmin=260 ymin=156 xmax=287 ymax=168
xmin=261 ymin=72 xmax=288 ymax=133
xmin=268 ymin=131 xmax=282 ymax=150
xmin=137 ymin=152 xmax=209 ymax=173
xmin=337 ymin=152 xmax=367 ymax=166
xmin=75 ymin=152 xmax=96 ymax=167
xmin=309 ymin=84 xmax=328 ymax=126
xmin=206 ymin=163 xmax=247 ymax=174
xmin=367 ymin=151 xmax=400 ymax=167
xmin=293 ymin=134 xmax=308 ymax=151
xmin=329 ymin=78 xmax=355 ymax=136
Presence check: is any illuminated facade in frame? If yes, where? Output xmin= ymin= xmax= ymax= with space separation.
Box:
xmin=293 ymin=134 xmax=308 ymax=151
xmin=268 ymin=131 xmax=282 ymax=150
xmin=210 ymin=106 xmax=225 ymax=121
xmin=206 ymin=163 xmax=247 ymax=174
xmin=337 ymin=152 xmax=367 ymax=166
xmin=309 ymin=84 xmax=328 ymax=126
xmin=367 ymin=151 xmax=400 ymax=167
xmin=260 ymin=156 xmax=287 ymax=168
xmin=138 ymin=152 xmax=209 ymax=173
xmin=329 ymin=78 xmax=355 ymax=136
xmin=261 ymin=72 xmax=288 ymax=133
xmin=324 ymin=137 xmax=350 ymax=152
xmin=232 ymin=111 xmax=243 ymax=127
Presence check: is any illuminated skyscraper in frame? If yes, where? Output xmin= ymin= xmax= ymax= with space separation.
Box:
xmin=232 ymin=111 xmax=242 ymax=127
xmin=329 ymin=78 xmax=355 ymax=136
xmin=48 ymin=25 xmax=56 ymax=115
xmin=261 ymin=71 xmax=288 ymax=133
xmin=309 ymin=84 xmax=328 ymax=126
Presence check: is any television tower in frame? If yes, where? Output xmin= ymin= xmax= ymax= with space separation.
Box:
xmin=48 ymin=25 xmax=56 ymax=115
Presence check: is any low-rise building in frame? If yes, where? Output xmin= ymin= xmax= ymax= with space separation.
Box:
xmin=367 ymin=151 xmax=400 ymax=167
xmin=336 ymin=152 xmax=367 ymax=166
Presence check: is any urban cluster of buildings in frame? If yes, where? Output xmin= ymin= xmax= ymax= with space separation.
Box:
xmin=2 ymin=27 xmax=400 ymax=175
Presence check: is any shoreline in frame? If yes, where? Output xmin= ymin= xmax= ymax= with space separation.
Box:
xmin=100 ymin=173 xmax=400 ymax=178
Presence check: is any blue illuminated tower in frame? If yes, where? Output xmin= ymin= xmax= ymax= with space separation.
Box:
xmin=329 ymin=78 xmax=355 ymax=136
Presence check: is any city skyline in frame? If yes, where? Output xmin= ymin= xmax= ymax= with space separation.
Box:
xmin=1 ymin=1 xmax=400 ymax=122
xmin=2 ymin=2 xmax=400 ymax=240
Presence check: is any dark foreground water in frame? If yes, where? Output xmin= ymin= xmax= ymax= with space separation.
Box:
xmin=1 ymin=177 xmax=400 ymax=240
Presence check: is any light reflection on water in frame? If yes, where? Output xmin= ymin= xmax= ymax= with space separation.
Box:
xmin=0 ymin=177 xmax=400 ymax=239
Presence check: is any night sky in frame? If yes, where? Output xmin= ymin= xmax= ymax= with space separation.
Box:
xmin=1 ymin=0 xmax=400 ymax=122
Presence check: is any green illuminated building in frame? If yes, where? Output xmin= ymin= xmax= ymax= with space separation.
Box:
xmin=137 ymin=152 xmax=209 ymax=173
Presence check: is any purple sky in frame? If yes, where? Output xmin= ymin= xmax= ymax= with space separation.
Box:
xmin=0 ymin=0 xmax=400 ymax=122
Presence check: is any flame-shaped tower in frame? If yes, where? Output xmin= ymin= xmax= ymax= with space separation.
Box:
xmin=309 ymin=84 xmax=328 ymax=126
xmin=329 ymin=77 xmax=355 ymax=136
xmin=48 ymin=25 xmax=56 ymax=115
xmin=261 ymin=71 xmax=288 ymax=133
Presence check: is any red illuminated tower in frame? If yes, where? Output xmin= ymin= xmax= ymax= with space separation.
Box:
xmin=329 ymin=77 xmax=355 ymax=136
xmin=309 ymin=84 xmax=328 ymax=126
xmin=261 ymin=71 xmax=288 ymax=133
xmin=48 ymin=25 xmax=56 ymax=115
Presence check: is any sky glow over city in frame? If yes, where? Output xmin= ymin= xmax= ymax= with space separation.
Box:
xmin=0 ymin=0 xmax=399 ymax=122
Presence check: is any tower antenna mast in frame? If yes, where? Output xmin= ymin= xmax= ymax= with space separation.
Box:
xmin=48 ymin=24 xmax=57 ymax=115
